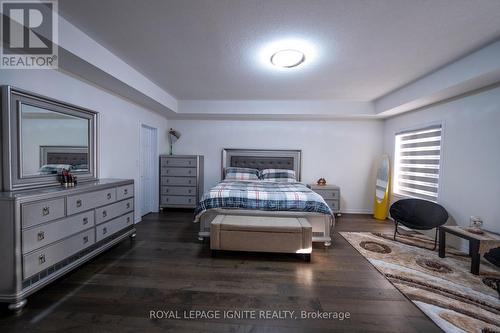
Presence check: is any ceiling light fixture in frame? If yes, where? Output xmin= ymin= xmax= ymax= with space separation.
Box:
xmin=270 ymin=49 xmax=305 ymax=68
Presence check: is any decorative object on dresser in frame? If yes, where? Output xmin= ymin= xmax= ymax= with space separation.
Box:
xmin=0 ymin=179 xmax=136 ymax=311
xmin=316 ymin=178 xmax=327 ymax=185
xmin=307 ymin=184 xmax=341 ymax=216
xmin=160 ymin=155 xmax=204 ymax=209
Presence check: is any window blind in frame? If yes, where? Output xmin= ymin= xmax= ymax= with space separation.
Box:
xmin=394 ymin=125 xmax=442 ymax=201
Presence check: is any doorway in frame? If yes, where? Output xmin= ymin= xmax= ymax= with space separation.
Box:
xmin=140 ymin=124 xmax=158 ymax=217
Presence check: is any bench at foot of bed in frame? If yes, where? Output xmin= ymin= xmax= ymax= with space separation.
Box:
xmin=209 ymin=215 xmax=312 ymax=261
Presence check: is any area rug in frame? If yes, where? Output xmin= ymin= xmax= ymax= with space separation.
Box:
xmin=340 ymin=231 xmax=500 ymax=333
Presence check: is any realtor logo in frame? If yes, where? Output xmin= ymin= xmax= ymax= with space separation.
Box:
xmin=1 ymin=0 xmax=58 ymax=69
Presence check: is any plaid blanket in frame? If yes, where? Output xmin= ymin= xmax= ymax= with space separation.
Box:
xmin=194 ymin=180 xmax=333 ymax=221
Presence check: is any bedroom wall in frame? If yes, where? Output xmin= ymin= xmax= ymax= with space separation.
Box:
xmin=0 ymin=69 xmax=170 ymax=223
xmin=169 ymin=118 xmax=384 ymax=213
xmin=383 ymin=85 xmax=500 ymax=241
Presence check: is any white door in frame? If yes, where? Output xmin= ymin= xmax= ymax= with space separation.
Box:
xmin=140 ymin=124 xmax=158 ymax=216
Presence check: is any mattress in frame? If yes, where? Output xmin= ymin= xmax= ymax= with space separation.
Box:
xmin=194 ymin=180 xmax=333 ymax=222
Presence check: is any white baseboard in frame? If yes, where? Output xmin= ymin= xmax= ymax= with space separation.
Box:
xmin=341 ymin=209 xmax=373 ymax=214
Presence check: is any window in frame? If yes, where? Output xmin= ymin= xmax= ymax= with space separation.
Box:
xmin=394 ymin=125 xmax=442 ymax=202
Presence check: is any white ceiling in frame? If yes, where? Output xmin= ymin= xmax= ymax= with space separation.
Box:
xmin=59 ymin=0 xmax=500 ymax=101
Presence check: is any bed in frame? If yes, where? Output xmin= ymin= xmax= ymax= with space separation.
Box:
xmin=195 ymin=149 xmax=334 ymax=246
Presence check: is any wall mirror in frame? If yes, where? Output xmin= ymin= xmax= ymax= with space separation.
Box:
xmin=1 ymin=86 xmax=98 ymax=191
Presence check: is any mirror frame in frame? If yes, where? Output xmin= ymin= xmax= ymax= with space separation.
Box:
xmin=1 ymin=86 xmax=98 ymax=191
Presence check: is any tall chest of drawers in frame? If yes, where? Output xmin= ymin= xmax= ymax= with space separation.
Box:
xmin=160 ymin=155 xmax=204 ymax=209
xmin=0 ymin=179 xmax=136 ymax=311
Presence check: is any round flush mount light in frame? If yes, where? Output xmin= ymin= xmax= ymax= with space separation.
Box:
xmin=270 ymin=49 xmax=305 ymax=68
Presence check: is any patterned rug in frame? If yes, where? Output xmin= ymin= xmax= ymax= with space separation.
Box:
xmin=340 ymin=231 xmax=500 ymax=333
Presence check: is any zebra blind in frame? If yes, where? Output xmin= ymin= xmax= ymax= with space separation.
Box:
xmin=394 ymin=125 xmax=442 ymax=201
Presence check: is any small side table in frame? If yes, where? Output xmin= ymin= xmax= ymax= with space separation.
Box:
xmin=307 ymin=184 xmax=341 ymax=216
xmin=438 ymin=225 xmax=500 ymax=275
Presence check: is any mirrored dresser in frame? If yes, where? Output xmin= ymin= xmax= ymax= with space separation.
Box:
xmin=0 ymin=86 xmax=136 ymax=311
xmin=0 ymin=179 xmax=136 ymax=311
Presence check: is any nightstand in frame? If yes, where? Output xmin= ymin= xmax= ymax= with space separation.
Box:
xmin=307 ymin=184 xmax=341 ymax=216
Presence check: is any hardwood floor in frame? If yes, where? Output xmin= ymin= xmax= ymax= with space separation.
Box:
xmin=0 ymin=212 xmax=442 ymax=333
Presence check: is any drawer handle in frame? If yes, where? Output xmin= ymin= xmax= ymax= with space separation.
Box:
xmin=126 ymin=203 xmax=131 ymax=209
xmin=107 ymin=193 xmax=112 ymax=200
xmin=188 ymin=161 xmax=192 ymax=165
xmin=103 ymin=227 xmax=107 ymax=235
xmin=126 ymin=216 xmax=130 ymax=223
xmin=102 ymin=210 xmax=107 ymax=218
xmin=165 ymin=198 xmax=169 ymax=202
xmin=124 ymin=189 xmax=128 ymax=195
xmin=76 ymin=199 xmax=82 ymax=208
xmin=83 ymin=236 xmax=89 ymax=244
xmin=83 ymin=217 xmax=89 ymax=225
xmin=166 ymin=179 xmax=169 ymax=183
xmin=165 ymin=189 xmax=169 ymax=193
xmin=188 ymin=189 xmax=192 ymax=194
xmin=37 ymin=231 xmax=45 ymax=241
xmin=39 ymin=254 xmax=46 ymax=265
xmin=188 ymin=170 xmax=191 ymax=174
xmin=42 ymin=206 xmax=50 ymax=216
xmin=188 ymin=180 xmax=192 ymax=184
xmin=166 ymin=169 xmax=169 ymax=174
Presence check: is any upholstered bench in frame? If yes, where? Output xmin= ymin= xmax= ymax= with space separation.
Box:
xmin=210 ymin=215 xmax=312 ymax=261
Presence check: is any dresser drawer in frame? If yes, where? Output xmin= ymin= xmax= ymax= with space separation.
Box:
xmin=23 ymin=229 xmax=95 ymax=278
xmin=324 ymin=199 xmax=340 ymax=212
xmin=95 ymin=198 xmax=134 ymax=225
xmin=96 ymin=212 xmax=134 ymax=242
xmin=314 ymin=189 xmax=340 ymax=200
xmin=161 ymin=186 xmax=196 ymax=196
xmin=21 ymin=198 xmax=65 ymax=228
xmin=161 ymin=196 xmax=196 ymax=206
xmin=116 ymin=184 xmax=134 ymax=200
xmin=22 ymin=211 xmax=95 ymax=254
xmin=67 ymin=188 xmax=117 ymax=215
xmin=161 ymin=176 xmax=196 ymax=186
xmin=161 ymin=157 xmax=197 ymax=167
xmin=161 ymin=167 xmax=196 ymax=177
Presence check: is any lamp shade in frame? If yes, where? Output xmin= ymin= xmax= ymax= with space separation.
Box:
xmin=168 ymin=128 xmax=181 ymax=143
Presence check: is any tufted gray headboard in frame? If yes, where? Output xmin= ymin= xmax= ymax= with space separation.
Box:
xmin=222 ymin=149 xmax=302 ymax=181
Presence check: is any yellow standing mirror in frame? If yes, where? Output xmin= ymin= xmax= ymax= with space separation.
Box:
xmin=374 ymin=155 xmax=390 ymax=220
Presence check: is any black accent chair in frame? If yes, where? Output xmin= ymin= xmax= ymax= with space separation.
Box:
xmin=485 ymin=247 xmax=500 ymax=268
xmin=389 ymin=198 xmax=449 ymax=250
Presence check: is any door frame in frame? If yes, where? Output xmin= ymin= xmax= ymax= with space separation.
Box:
xmin=139 ymin=122 xmax=159 ymax=218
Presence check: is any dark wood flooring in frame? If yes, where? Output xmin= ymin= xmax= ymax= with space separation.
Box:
xmin=0 ymin=212 xmax=442 ymax=333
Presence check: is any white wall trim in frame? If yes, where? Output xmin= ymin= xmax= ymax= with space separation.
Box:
xmin=341 ymin=209 xmax=373 ymax=214
xmin=375 ymin=40 xmax=500 ymax=117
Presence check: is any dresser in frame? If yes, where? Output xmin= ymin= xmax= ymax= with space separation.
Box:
xmin=308 ymin=184 xmax=341 ymax=216
xmin=160 ymin=155 xmax=204 ymax=209
xmin=0 ymin=179 xmax=136 ymax=311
